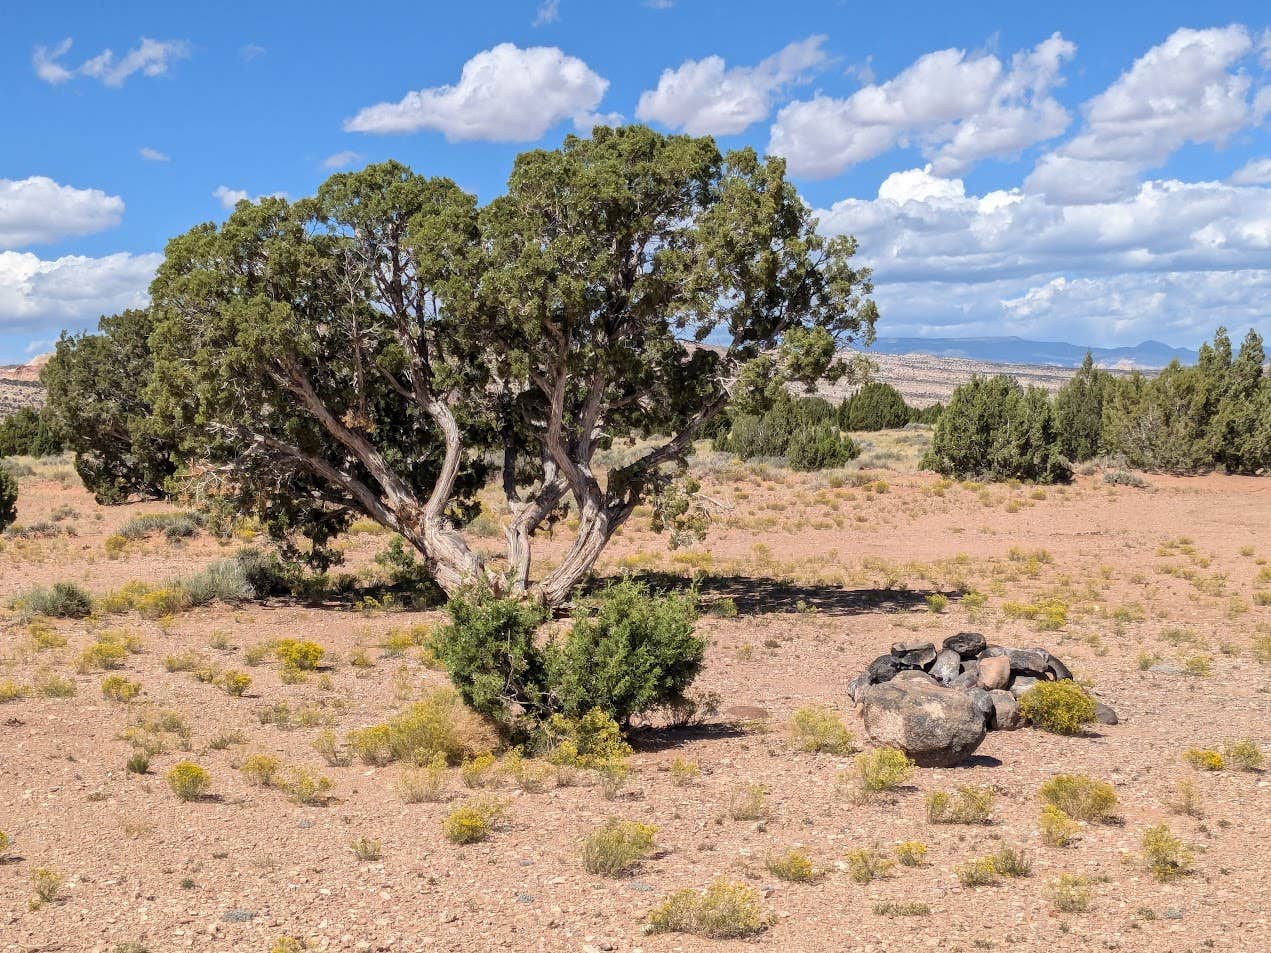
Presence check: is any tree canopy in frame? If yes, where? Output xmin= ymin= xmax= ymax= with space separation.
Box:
xmin=143 ymin=126 xmax=877 ymax=605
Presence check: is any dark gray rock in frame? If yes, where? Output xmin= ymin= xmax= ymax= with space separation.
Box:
xmin=1041 ymin=650 xmax=1072 ymax=681
xmin=1093 ymin=700 xmax=1119 ymax=725
xmin=859 ymin=680 xmax=987 ymax=767
xmin=890 ymin=641 xmax=937 ymax=669
xmin=963 ymin=686 xmax=995 ymax=722
xmin=929 ymin=648 xmax=961 ymax=685
xmin=987 ymin=689 xmax=1022 ymax=730
xmin=867 ymin=654 xmax=903 ymax=683
xmin=943 ymin=631 xmax=986 ymax=659
xmin=1008 ymin=675 xmax=1041 ymax=698
xmin=1007 ymin=648 xmax=1050 ymax=677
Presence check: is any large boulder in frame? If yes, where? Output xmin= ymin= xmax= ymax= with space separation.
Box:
xmin=1006 ymin=648 xmax=1050 ymax=677
xmin=977 ymin=655 xmax=1011 ymax=690
xmin=859 ymin=680 xmax=987 ymax=767
xmin=987 ymin=689 xmax=1022 ymax=730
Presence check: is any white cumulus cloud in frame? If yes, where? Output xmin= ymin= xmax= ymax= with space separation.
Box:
xmin=815 ymin=166 xmax=1271 ymax=344
xmin=1231 ymin=157 xmax=1271 ymax=185
xmin=321 ymin=150 xmax=364 ymax=170
xmin=213 ymin=186 xmax=287 ymax=209
xmin=0 ymin=177 xmax=125 ymax=249
xmin=344 ymin=43 xmax=609 ymax=142
xmin=0 ymin=250 xmax=162 ymax=333
xmin=769 ymin=34 xmax=1075 ymax=178
xmin=1026 ymin=26 xmax=1263 ymax=203
xmin=636 ymin=36 xmax=828 ymax=136
xmin=33 ymin=37 xmax=190 ymax=87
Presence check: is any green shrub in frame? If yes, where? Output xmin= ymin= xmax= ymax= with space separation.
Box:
xmin=118 ymin=512 xmax=201 ymax=540
xmin=438 ymin=582 xmax=704 ymax=734
xmin=540 ymin=708 xmax=632 ymax=769
xmin=1142 ymin=824 xmax=1192 ymax=881
xmin=839 ymin=381 xmax=913 ymax=431
xmin=646 ymin=878 xmax=770 ymax=938
xmin=0 ymin=466 xmax=17 ymax=533
xmin=580 ymin=818 xmax=657 ymax=875
xmin=1039 ymin=774 xmax=1117 ymax=821
xmin=786 ymin=422 xmax=858 ymax=471
xmin=922 ymin=375 xmax=1070 ymax=483
xmin=789 ymin=705 xmax=856 ymax=755
xmin=14 ymin=581 xmax=93 ymax=619
xmin=218 ymin=670 xmax=252 ymax=697
xmin=166 ymin=761 xmax=210 ymax=801
xmin=548 ymin=580 xmax=703 ymax=727
xmin=1017 ymin=681 xmax=1096 ymax=734
xmin=0 ymin=406 xmax=64 ymax=457
xmin=925 ymin=785 xmax=993 ymax=824
xmin=239 ymin=754 xmax=281 ymax=787
xmin=1223 ymin=739 xmax=1265 ymax=771
xmin=277 ymin=767 xmax=334 ymax=805
xmin=1054 ymin=353 xmax=1111 ymax=462
xmin=956 ymin=857 xmax=1000 ymax=886
xmin=990 ymin=845 xmax=1032 ymax=878
xmin=181 ymin=559 xmax=254 ymax=606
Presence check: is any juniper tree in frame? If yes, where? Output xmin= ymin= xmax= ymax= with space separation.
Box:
xmin=147 ymin=126 xmax=877 ymax=605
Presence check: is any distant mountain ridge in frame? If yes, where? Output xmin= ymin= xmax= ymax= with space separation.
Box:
xmin=867 ymin=336 xmax=1197 ymax=369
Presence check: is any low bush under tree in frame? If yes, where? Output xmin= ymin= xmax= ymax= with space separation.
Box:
xmin=838 ymin=381 xmax=912 ymax=431
xmin=0 ymin=466 xmax=16 ymax=533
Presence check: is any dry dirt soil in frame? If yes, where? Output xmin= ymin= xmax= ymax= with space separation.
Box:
xmin=1 ymin=446 xmax=1268 ymax=953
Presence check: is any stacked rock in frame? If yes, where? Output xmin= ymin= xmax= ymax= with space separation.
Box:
xmin=848 ymin=631 xmax=1111 ymax=734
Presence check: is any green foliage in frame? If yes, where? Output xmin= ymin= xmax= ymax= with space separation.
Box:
xmin=1222 ymin=739 xmax=1265 ymax=772
xmin=438 ymin=582 xmax=704 ymax=734
xmin=0 ymin=406 xmax=64 ymax=457
xmin=1039 ymin=774 xmax=1117 ymax=821
xmin=1053 ymin=353 xmax=1112 ymax=462
xmin=548 ymin=579 xmax=703 ymax=727
xmin=347 ymin=687 xmax=495 ymax=766
xmin=101 ymin=675 xmax=142 ymax=703
xmin=144 ymin=127 xmax=877 ymax=606
xmin=839 ymin=381 xmax=913 ymax=431
xmin=922 ymin=375 xmax=1070 ymax=483
xmin=580 ymin=818 xmax=657 ymax=875
xmin=442 ymin=799 xmax=505 ymax=844
xmin=1039 ymin=806 xmax=1081 ymax=846
xmin=1017 ymin=681 xmax=1096 ymax=734
xmin=1100 ymin=328 xmax=1270 ymax=475
xmin=786 ymin=421 xmax=859 ymax=471
xmin=540 ymin=708 xmax=633 ymax=769
xmin=0 ymin=465 xmax=16 ymax=533
xmin=14 ymin=581 xmax=93 ymax=619
xmin=43 ymin=308 xmax=177 ymax=503
xmin=765 ymin=848 xmax=821 ymax=882
xmin=646 ymin=878 xmax=770 ymax=938
xmin=274 ymin=639 xmax=325 ymax=671
xmin=845 ymin=846 xmax=894 ymax=883
xmin=851 ymin=748 xmax=915 ymax=794
xmin=720 ymin=392 xmax=858 ymax=471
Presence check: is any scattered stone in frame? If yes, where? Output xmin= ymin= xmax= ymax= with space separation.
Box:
xmin=943 ymin=631 xmax=986 ymax=658
xmin=222 ymin=910 xmax=257 ymax=923
xmin=979 ymin=644 xmax=1009 ymax=659
xmin=929 ymin=648 xmax=961 ymax=685
xmin=977 ymin=655 xmax=1011 ymax=690
xmin=890 ymin=641 xmax=937 ymax=669
xmin=1148 ymin=662 xmax=1184 ymax=675
xmin=987 ymin=690 xmax=1022 ymax=730
xmin=859 ymin=679 xmax=986 ymax=767
xmin=1093 ymin=700 xmax=1120 ymax=725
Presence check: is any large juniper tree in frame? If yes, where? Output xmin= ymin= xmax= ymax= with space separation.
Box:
xmin=147 ymin=126 xmax=877 ymax=605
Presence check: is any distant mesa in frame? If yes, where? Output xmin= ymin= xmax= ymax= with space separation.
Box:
xmin=0 ymin=352 xmax=51 ymax=383
xmin=866 ymin=336 xmax=1197 ymax=370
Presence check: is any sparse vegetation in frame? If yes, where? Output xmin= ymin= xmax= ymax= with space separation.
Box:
xmin=442 ymin=799 xmax=505 ymax=844
xmin=925 ymin=785 xmax=994 ymax=824
xmin=1039 ymin=774 xmax=1117 ymax=822
xmin=165 ymin=761 xmax=210 ymax=801
xmin=847 ymin=748 xmax=915 ymax=800
xmin=1142 ymin=824 xmax=1193 ymax=881
xmin=580 ymin=818 xmax=657 ymax=876
xmin=1051 ymin=873 xmax=1092 ymax=913
xmin=765 ymin=848 xmax=822 ymax=883
xmin=845 ymin=846 xmax=895 ymax=884
xmin=789 ymin=705 xmax=856 ymax=755
xmin=646 ymin=878 xmax=770 ymax=938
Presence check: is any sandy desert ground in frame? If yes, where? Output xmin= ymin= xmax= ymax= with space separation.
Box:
xmin=0 ymin=437 xmax=1268 ymax=953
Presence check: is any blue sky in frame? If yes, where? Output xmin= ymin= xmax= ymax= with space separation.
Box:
xmin=2 ymin=0 xmax=1269 ymax=361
